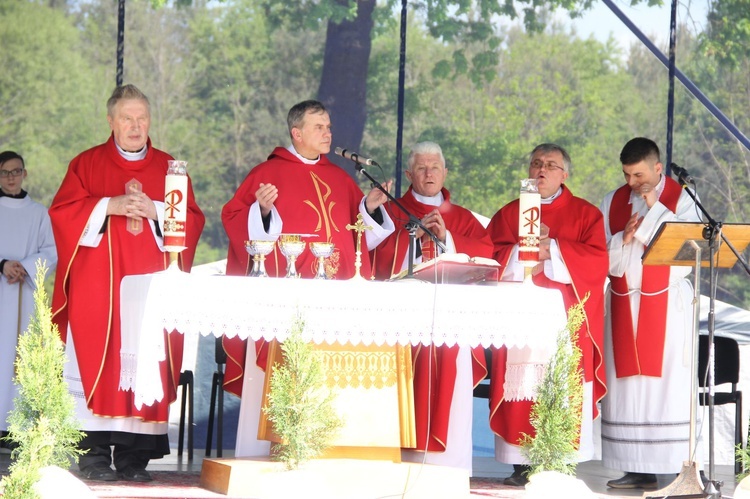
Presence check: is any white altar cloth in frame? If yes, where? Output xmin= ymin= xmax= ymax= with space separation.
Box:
xmin=120 ymin=272 xmax=567 ymax=409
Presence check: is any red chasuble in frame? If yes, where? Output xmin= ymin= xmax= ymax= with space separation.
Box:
xmin=49 ymin=135 xmax=205 ymax=423
xmin=607 ymin=177 xmax=682 ymax=378
xmin=370 ymin=186 xmax=493 ymax=451
xmin=221 ymin=147 xmax=371 ymax=397
xmin=485 ymin=185 xmax=608 ymax=445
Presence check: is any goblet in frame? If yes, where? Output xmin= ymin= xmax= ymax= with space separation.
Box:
xmin=278 ymin=234 xmax=306 ymax=278
xmin=245 ymin=240 xmax=276 ymax=277
xmin=309 ymin=242 xmax=335 ymax=279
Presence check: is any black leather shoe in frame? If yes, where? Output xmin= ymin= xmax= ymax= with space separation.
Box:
xmin=504 ymin=464 xmax=531 ymax=487
xmin=118 ymin=465 xmax=153 ymax=482
xmin=80 ymin=463 xmax=117 ymax=482
xmin=607 ymin=472 xmax=658 ymax=490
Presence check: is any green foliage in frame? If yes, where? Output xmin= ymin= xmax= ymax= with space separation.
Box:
xmin=254 ymin=0 xmax=647 ymax=88
xmin=700 ymin=0 xmax=750 ymax=70
xmin=0 ymin=1 xmax=100 ymax=207
xmin=4 ymin=0 xmax=750 ymax=309
xmin=736 ymin=442 xmax=750 ymax=481
xmin=180 ymin=0 xmax=323 ymax=249
xmin=0 ymin=262 xmax=85 ymax=499
xmin=264 ymin=317 xmax=343 ymax=470
xmin=519 ymin=294 xmax=587 ymax=476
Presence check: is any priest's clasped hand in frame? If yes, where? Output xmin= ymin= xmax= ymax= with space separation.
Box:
xmin=538 ymin=223 xmax=551 ymax=261
xmin=2 ymin=260 xmax=27 ymax=284
xmin=108 ymin=191 xmax=158 ymax=221
xmin=416 ymin=209 xmax=446 ymax=243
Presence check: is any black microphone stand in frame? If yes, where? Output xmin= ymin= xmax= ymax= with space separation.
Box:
xmin=349 ymin=161 xmax=447 ymax=278
xmin=677 ymin=177 xmax=750 ymax=498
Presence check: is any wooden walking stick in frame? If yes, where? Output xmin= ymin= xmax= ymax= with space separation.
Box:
xmin=14 ymin=280 xmax=22 ymax=377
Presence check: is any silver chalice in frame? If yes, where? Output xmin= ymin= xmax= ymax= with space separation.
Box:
xmin=309 ymin=241 xmax=335 ymax=279
xmin=245 ymin=239 xmax=276 ymax=277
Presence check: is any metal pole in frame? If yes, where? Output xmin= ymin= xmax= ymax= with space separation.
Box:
xmin=116 ymin=0 xmax=125 ymax=86
xmin=665 ymin=0 xmax=677 ymax=171
xmin=688 ymin=240 xmax=701 ymax=461
xmin=394 ymin=0 xmax=408 ymax=198
xmin=601 ymin=0 xmax=750 ymax=152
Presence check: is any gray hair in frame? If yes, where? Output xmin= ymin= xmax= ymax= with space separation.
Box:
xmin=287 ymin=100 xmax=327 ymax=135
xmin=529 ymin=143 xmax=571 ymax=173
xmin=107 ymin=84 xmax=150 ymax=117
xmin=407 ymin=141 xmax=445 ymax=170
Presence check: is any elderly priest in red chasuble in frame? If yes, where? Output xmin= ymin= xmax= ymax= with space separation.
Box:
xmin=485 ymin=143 xmax=608 ymax=487
xmin=368 ymin=141 xmax=493 ymax=474
xmin=49 ymin=84 xmax=205 ymax=482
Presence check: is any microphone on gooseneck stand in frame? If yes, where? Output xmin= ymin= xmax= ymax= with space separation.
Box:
xmin=334 ymin=147 xmax=380 ymax=171
xmin=670 ymin=163 xmax=695 ymax=186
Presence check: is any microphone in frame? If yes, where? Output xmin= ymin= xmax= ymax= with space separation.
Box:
xmin=670 ymin=163 xmax=695 ymax=185
xmin=334 ymin=147 xmax=379 ymax=169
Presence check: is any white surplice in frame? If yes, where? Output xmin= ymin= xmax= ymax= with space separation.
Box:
xmin=0 ymin=195 xmax=57 ymax=430
xmin=599 ymin=178 xmax=704 ymax=474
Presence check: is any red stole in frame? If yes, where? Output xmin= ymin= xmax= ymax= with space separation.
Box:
xmin=608 ymin=177 xmax=682 ymax=377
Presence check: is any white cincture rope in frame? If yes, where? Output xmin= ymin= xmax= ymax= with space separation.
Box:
xmin=610 ymin=286 xmax=671 ymax=297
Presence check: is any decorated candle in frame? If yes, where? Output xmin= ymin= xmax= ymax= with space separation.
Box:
xmin=163 ymin=160 xmax=188 ymax=251
xmin=518 ymin=178 xmax=541 ymax=266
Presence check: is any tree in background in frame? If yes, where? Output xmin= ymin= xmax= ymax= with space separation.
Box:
xmin=5 ymin=0 xmax=750 ymax=308
xmin=254 ymin=0 xmax=662 ymax=177
xmin=0 ymin=1 xmax=99 ymax=206
xmin=692 ymin=6 xmax=750 ymax=307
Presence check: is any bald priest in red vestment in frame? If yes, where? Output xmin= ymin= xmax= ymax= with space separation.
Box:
xmin=368 ymin=141 xmax=493 ymax=474
xmin=49 ymin=84 xmax=205 ymax=482
xmin=485 ymin=143 xmax=608 ymax=486
xmin=221 ymin=100 xmax=393 ymax=455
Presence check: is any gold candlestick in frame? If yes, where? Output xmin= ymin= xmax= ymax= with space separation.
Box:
xmin=168 ymin=251 xmax=180 ymax=269
xmin=346 ymin=213 xmax=372 ymax=280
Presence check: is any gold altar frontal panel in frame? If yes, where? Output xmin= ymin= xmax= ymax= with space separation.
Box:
xmin=258 ymin=340 xmax=416 ymax=461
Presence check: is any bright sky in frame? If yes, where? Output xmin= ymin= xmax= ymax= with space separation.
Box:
xmin=563 ymin=0 xmax=709 ymax=51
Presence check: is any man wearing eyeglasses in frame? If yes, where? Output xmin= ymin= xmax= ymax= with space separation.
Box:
xmin=485 ymin=143 xmax=608 ymax=486
xmin=0 ymin=151 xmax=57 ymax=449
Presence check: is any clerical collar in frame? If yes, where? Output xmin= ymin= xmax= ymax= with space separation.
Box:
xmin=287 ymin=145 xmax=320 ymax=165
xmin=410 ymin=189 xmax=444 ymax=207
xmin=541 ymin=186 xmax=563 ymax=205
xmin=115 ymin=142 xmax=148 ymax=161
xmin=628 ymin=174 xmax=665 ymax=204
xmin=0 ymin=189 xmax=27 ymax=199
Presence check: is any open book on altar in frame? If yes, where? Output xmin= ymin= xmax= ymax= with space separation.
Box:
xmin=390 ymin=253 xmax=501 ymax=284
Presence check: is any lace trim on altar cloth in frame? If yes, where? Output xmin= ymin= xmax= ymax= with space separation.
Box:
xmin=119 ymin=352 xmax=137 ymax=391
xmin=503 ymin=362 xmax=546 ymax=401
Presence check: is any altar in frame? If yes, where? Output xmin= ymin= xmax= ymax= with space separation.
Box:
xmin=119 ymin=272 xmax=566 ymax=496
xmin=120 ymin=272 xmax=567 ymax=404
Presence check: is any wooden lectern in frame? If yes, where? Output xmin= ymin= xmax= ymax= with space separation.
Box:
xmin=642 ymin=222 xmax=750 ymax=499
xmin=643 ymin=222 xmax=750 ymax=269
